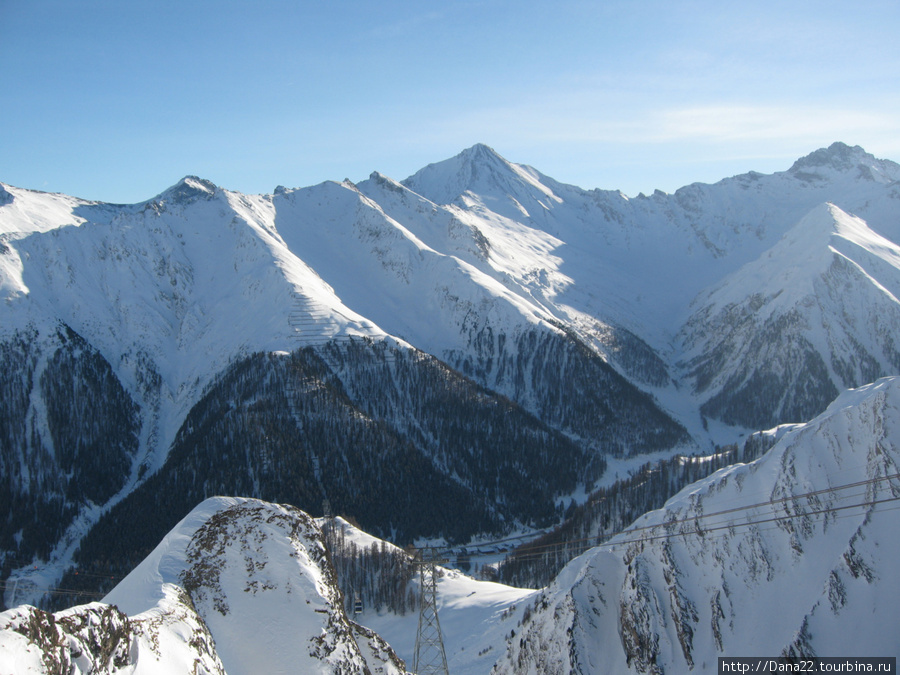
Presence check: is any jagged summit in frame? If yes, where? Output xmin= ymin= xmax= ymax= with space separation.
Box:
xmin=150 ymin=175 xmax=218 ymax=206
xmin=366 ymin=170 xmax=409 ymax=194
xmin=400 ymin=143 xmax=511 ymax=203
xmin=458 ymin=141 xmax=507 ymax=165
xmin=789 ymin=142 xmax=900 ymax=184
xmin=791 ymin=142 xmax=871 ymax=171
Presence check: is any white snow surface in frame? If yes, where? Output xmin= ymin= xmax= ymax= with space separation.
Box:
xmin=0 ymin=587 xmax=225 ymax=675
xmin=101 ymin=496 xmax=398 ymax=675
xmin=0 ymin=496 xmax=535 ymax=675
xmin=4 ymin=142 xmax=898 ymax=405
xmin=679 ymin=202 xmax=900 ymax=412
xmin=2 ymin=142 xmax=899 ymax=466
xmin=687 ymin=202 xmax=900 ymax=320
xmin=318 ymin=516 xmax=537 ymax=675
xmin=491 ymin=377 xmax=900 ymax=673
xmin=1 ymin=496 xmax=407 ymax=673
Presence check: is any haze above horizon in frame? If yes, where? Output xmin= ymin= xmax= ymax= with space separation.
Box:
xmin=3 ymin=0 xmax=898 ymax=204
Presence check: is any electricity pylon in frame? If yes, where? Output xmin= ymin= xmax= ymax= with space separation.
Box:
xmin=413 ymin=548 xmax=450 ymax=675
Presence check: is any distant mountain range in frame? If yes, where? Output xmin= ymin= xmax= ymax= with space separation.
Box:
xmin=1 ymin=141 xmax=899 ymax=613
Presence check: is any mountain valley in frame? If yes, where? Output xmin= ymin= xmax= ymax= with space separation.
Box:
xmin=1 ymin=141 xmax=900 ymax=672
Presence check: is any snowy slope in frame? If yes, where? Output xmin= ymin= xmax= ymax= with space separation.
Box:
xmin=0 ymin=587 xmax=224 ymax=674
xmin=401 ymin=142 xmax=900 ymax=348
xmin=0 ymin=497 xmax=539 ymax=675
xmin=102 ymin=497 xmax=403 ymax=674
xmin=0 ymin=159 xmax=689 ymax=478
xmin=680 ymin=203 xmax=900 ymax=429
xmin=0 ymin=177 xmax=399 ymax=610
xmin=492 ymin=377 xmax=900 ymax=673
xmin=1 ymin=497 xmax=407 ymax=673
xmin=392 ymin=142 xmax=900 ymax=439
xmin=2 ymin=141 xmax=900 ymax=613
xmin=142 ymin=498 xmax=410 ymax=673
xmin=270 ymin=176 xmax=556 ymax=362
xmin=1 ymin=177 xmax=385 ymax=463
xmin=320 ymin=518 xmax=537 ymax=675
xmin=365 ymin=568 xmax=535 ymax=675
xmin=2 ymin=142 xmax=897 ymax=462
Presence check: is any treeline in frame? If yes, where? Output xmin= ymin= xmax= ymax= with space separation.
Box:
xmin=0 ymin=324 xmax=139 ymax=608
xmin=497 ymin=434 xmax=777 ymax=588
xmin=690 ymin=308 xmax=840 ymax=429
xmin=446 ymin=324 xmax=690 ymax=459
xmin=324 ymin=519 xmax=419 ymax=617
xmin=56 ymin=340 xmax=592 ymax=607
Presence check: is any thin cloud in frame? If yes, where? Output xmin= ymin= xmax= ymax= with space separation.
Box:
xmin=399 ymin=99 xmax=900 ymax=154
xmin=651 ymin=106 xmax=900 ymax=144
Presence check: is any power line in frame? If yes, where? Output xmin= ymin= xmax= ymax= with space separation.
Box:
xmin=493 ymin=474 xmax=900 ymax=566
xmin=485 ymin=472 xmax=899 ymax=560
xmin=6 ymin=472 xmax=898 ymax=607
xmin=4 ymin=496 xmax=898 ymax=606
xmin=499 ymin=500 xmax=900 ymax=569
xmin=0 ymin=579 xmax=106 ymax=603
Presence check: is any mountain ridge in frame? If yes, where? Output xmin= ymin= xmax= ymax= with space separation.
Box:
xmin=1 ymin=141 xmax=899 ymax=613
xmin=679 ymin=202 xmax=900 ymax=428
xmin=788 ymin=141 xmax=900 ymax=182
xmin=492 ymin=376 xmax=900 ymax=673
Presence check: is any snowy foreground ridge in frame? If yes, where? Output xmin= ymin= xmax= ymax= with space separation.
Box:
xmin=0 ymin=498 xmax=406 ymax=674
xmin=3 ymin=377 xmax=900 ymax=673
xmin=493 ymin=378 xmax=900 ymax=673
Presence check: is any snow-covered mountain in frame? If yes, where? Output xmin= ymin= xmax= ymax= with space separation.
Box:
xmin=1 ymin=497 xmax=407 ymax=674
xmin=680 ymin=202 xmax=900 ymax=428
xmin=1 ymin=142 xmax=900 ymax=609
xmin=492 ymin=376 xmax=900 ymax=673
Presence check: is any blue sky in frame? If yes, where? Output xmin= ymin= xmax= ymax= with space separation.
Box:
xmin=3 ymin=0 xmax=898 ymax=203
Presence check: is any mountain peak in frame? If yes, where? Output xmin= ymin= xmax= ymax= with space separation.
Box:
xmin=400 ymin=144 xmax=563 ymax=213
xmin=151 ymin=175 xmax=218 ymax=206
xmin=459 ymin=142 xmax=506 ymax=163
xmin=790 ymin=142 xmax=871 ymax=171
xmin=787 ymin=142 xmax=900 ymax=184
xmin=400 ymin=144 xmax=516 ymax=203
xmin=367 ymin=170 xmax=406 ymax=191
xmin=453 ymin=143 xmax=522 ymax=179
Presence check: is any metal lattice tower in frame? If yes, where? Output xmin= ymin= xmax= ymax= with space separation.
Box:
xmin=413 ymin=548 xmax=450 ymax=675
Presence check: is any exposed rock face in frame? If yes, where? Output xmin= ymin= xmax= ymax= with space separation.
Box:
xmin=0 ymin=586 xmax=224 ymax=674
